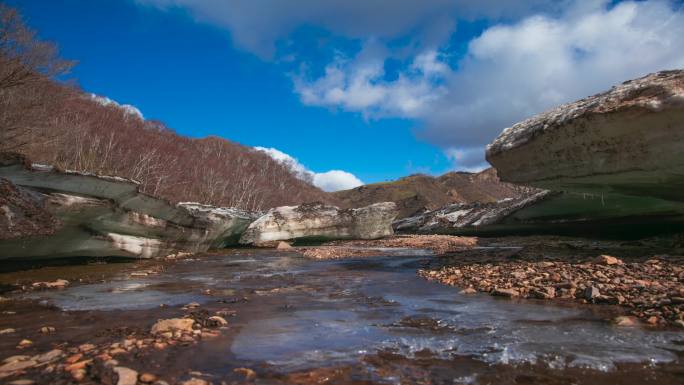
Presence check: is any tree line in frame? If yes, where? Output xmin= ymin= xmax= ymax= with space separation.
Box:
xmin=0 ymin=3 xmax=333 ymax=211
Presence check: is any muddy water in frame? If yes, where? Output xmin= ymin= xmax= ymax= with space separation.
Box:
xmin=2 ymin=249 xmax=684 ymax=384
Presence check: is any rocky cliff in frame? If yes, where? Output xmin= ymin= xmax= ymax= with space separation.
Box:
xmin=239 ymin=202 xmax=398 ymax=244
xmin=477 ymin=70 xmax=684 ymax=238
xmin=487 ymin=70 xmax=684 ymax=200
xmin=0 ymin=153 xmax=256 ymax=259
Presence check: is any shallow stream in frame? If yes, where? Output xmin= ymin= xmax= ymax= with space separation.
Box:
xmin=5 ymin=249 xmax=684 ymax=384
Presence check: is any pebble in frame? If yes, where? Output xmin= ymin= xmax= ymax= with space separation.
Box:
xmin=34 ymin=349 xmax=63 ymax=363
xmin=114 ymin=366 xmax=138 ymax=385
xmin=8 ymin=379 xmax=35 ymax=385
xmin=39 ymin=326 xmax=56 ymax=334
xmin=234 ymin=367 xmax=257 ymax=381
xmin=139 ymin=373 xmax=158 ymax=383
xmin=78 ymin=343 xmax=95 ymax=352
xmin=459 ymin=287 xmax=477 ymax=295
xmin=151 ymin=318 xmax=195 ymax=335
xmin=105 ymin=359 xmax=119 ymax=367
xmin=65 ymin=359 xmax=92 ymax=372
xmin=613 ymin=316 xmax=639 ymax=327
xmin=0 ymin=328 xmax=16 ymax=335
xmin=584 ymin=286 xmax=601 ymax=301
xmin=66 ymin=353 xmax=83 ymax=364
xmin=180 ymin=378 xmax=209 ymax=385
xmin=109 ymin=348 xmax=127 ymax=355
xmin=207 ymin=316 xmax=228 ymax=327
xmin=594 ymin=255 xmax=623 ymax=265
xmin=16 ymin=339 xmax=32 ymax=349
xmin=71 ymin=368 xmax=86 ymax=381
xmin=491 ymin=288 xmax=520 ymax=298
xmin=3 ymin=355 xmax=30 ymax=364
xmin=0 ymin=359 xmax=37 ymax=373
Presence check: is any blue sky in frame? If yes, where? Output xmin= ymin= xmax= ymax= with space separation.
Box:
xmin=8 ymin=0 xmax=684 ymax=190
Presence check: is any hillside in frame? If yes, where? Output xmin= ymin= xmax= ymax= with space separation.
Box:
xmin=0 ymin=5 xmax=333 ymax=211
xmin=2 ymin=81 xmax=335 ymax=211
xmin=333 ymin=168 xmax=534 ymax=218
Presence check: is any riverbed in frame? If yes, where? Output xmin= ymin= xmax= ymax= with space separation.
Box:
xmin=1 ymin=247 xmax=683 ymax=384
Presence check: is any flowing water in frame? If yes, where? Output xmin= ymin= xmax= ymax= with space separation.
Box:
xmin=3 ymin=249 xmax=684 ymax=384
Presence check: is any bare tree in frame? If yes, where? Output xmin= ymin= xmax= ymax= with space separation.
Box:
xmin=0 ymin=4 xmax=74 ymax=90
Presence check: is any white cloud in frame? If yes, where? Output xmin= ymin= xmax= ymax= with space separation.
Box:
xmin=89 ymin=94 xmax=144 ymax=120
xmin=421 ymin=0 xmax=684 ymax=150
xmin=294 ymin=44 xmax=448 ymax=119
xmin=313 ymin=170 xmax=364 ymax=192
xmin=139 ymin=0 xmax=684 ymax=172
xmin=294 ymin=0 xmax=684 ymax=170
xmin=253 ymin=146 xmax=363 ymax=192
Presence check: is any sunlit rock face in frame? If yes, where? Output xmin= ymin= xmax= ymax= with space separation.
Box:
xmin=477 ymin=70 xmax=684 ymax=238
xmin=393 ymin=191 xmax=554 ymax=234
xmin=239 ymin=202 xmax=397 ymax=244
xmin=487 ymin=70 xmax=684 ymax=200
xmin=0 ymin=153 xmax=256 ymax=259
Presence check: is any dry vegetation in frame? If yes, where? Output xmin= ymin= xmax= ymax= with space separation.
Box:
xmin=334 ymin=168 xmax=535 ymax=218
xmin=0 ymin=4 xmax=333 ymax=211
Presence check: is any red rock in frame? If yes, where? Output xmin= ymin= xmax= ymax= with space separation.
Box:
xmin=613 ymin=316 xmax=639 ymax=327
xmin=594 ymin=255 xmax=622 ymax=266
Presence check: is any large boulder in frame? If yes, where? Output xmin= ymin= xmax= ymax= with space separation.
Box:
xmin=0 ymin=153 xmax=257 ymax=260
xmin=239 ymin=202 xmax=397 ymax=244
xmin=480 ymin=70 xmax=684 ymax=238
xmin=486 ymin=70 xmax=684 ymax=200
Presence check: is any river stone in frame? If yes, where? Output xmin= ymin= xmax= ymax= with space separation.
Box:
xmin=33 ymin=349 xmax=63 ymax=363
xmin=207 ymin=316 xmax=228 ymax=327
xmin=114 ymin=367 xmax=138 ymax=385
xmin=181 ymin=379 xmax=209 ymax=385
xmin=0 ymin=359 xmax=37 ymax=373
xmin=594 ymin=255 xmax=622 ymax=265
xmin=491 ymin=288 xmax=520 ymax=298
xmin=584 ymin=286 xmax=601 ymax=301
xmin=613 ymin=316 xmax=639 ymax=327
xmin=151 ymin=318 xmax=195 ymax=334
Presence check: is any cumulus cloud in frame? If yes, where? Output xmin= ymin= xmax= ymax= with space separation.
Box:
xmin=253 ymin=147 xmax=363 ymax=192
xmin=294 ymin=45 xmax=448 ymax=119
xmin=137 ymin=1 xmax=575 ymax=59
xmin=422 ymin=0 xmax=684 ymax=150
xmin=139 ymin=0 xmax=684 ymax=171
xmin=312 ymin=171 xmax=364 ymax=193
xmin=293 ymin=0 xmax=684 ymax=169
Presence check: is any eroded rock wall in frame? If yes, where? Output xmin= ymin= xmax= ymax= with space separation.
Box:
xmin=486 ymin=70 xmax=684 ymax=201
xmin=0 ymin=153 xmax=257 ymax=259
xmin=239 ymin=202 xmax=398 ymax=244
